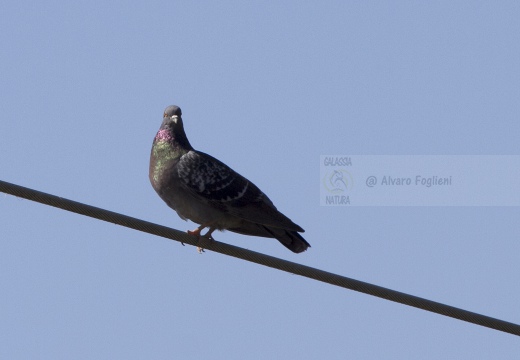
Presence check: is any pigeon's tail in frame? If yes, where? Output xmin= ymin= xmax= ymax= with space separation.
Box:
xmin=278 ymin=230 xmax=311 ymax=253
xmin=261 ymin=226 xmax=310 ymax=253
xmin=228 ymin=223 xmax=311 ymax=253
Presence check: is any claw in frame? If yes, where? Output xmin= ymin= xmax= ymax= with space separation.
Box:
xmin=187 ymin=225 xmax=216 ymax=253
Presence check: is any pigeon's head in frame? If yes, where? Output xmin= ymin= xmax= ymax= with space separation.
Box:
xmin=164 ymin=105 xmax=182 ymax=119
xmin=160 ymin=105 xmax=184 ymax=131
xmin=157 ymin=105 xmax=192 ymax=149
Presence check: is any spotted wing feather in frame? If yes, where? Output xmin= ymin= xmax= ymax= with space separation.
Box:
xmin=176 ymin=151 xmax=303 ymax=232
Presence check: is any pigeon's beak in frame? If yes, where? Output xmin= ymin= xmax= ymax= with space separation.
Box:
xmin=171 ymin=115 xmax=179 ymax=124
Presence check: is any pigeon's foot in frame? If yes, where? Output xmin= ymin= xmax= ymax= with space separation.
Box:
xmin=187 ymin=228 xmax=202 ymax=237
xmin=187 ymin=225 xmax=216 ymax=253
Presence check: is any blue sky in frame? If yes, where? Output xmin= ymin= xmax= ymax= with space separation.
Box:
xmin=1 ymin=1 xmax=520 ymax=358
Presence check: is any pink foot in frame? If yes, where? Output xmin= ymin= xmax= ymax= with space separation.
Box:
xmin=187 ymin=227 xmax=215 ymax=253
xmin=187 ymin=228 xmax=201 ymax=237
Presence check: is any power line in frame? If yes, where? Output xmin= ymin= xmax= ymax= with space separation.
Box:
xmin=1 ymin=179 xmax=519 ymax=337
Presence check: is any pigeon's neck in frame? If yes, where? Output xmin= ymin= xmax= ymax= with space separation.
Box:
xmin=155 ymin=129 xmax=173 ymax=143
xmin=150 ymin=129 xmax=192 ymax=184
xmin=152 ymin=132 xmax=187 ymax=161
xmin=155 ymin=128 xmax=193 ymax=151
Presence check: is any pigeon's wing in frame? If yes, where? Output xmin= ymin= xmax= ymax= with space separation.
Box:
xmin=176 ymin=151 xmax=304 ymax=232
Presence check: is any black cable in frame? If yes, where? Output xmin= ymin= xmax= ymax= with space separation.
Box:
xmin=1 ymin=179 xmax=519 ymax=336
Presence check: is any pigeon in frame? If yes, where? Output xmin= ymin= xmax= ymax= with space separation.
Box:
xmin=149 ymin=105 xmax=310 ymax=253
